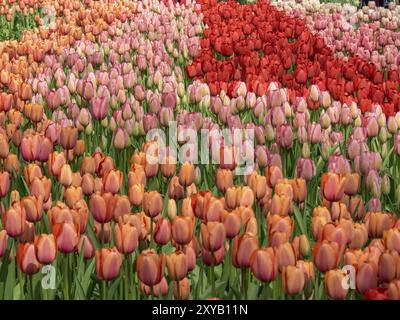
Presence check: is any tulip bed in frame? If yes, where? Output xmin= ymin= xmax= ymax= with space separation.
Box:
xmin=0 ymin=0 xmax=400 ymax=301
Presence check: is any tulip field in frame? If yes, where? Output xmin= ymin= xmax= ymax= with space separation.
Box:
xmin=1 ymin=0 xmax=400 ymax=301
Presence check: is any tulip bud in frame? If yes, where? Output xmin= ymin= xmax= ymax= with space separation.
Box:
xmin=167 ymin=199 xmax=177 ymax=221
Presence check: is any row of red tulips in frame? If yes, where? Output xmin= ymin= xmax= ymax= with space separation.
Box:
xmin=188 ymin=0 xmax=400 ymax=116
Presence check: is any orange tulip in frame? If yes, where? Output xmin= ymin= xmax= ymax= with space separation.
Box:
xmin=53 ymin=222 xmax=80 ymax=253
xmin=232 ymin=232 xmax=258 ymax=268
xmin=89 ymin=192 xmax=112 ymax=223
xmin=77 ymin=234 xmax=95 ymax=260
xmin=282 ymin=265 xmax=305 ymax=296
xmin=166 ymin=250 xmax=188 ymax=281
xmin=143 ymin=191 xmax=163 ymax=218
xmin=137 ymin=249 xmax=165 ymax=286
xmin=172 ymin=216 xmax=194 ymax=246
xmin=313 ymin=240 xmax=343 ymax=273
xmin=60 ymin=126 xmax=78 ymax=150
xmin=154 ymin=217 xmax=171 ymax=245
xmin=96 ymin=247 xmax=123 ymax=281
xmin=325 ymin=269 xmax=349 ymax=300
xmin=0 ymin=171 xmax=10 ymax=198
xmin=173 ymin=277 xmax=190 ymax=300
xmin=215 ymin=169 xmax=233 ymax=193
xmin=34 ymin=234 xmax=57 ymax=264
xmin=200 ymin=222 xmax=226 ymax=252
xmin=17 ymin=242 xmax=41 ymax=275
xmin=356 ymin=262 xmax=378 ymax=294
xmin=102 ymin=169 xmax=123 ymax=194
xmin=128 ymin=183 xmax=144 ymax=206
xmin=179 ymin=162 xmax=194 ymax=187
xmin=250 ymin=247 xmax=278 ymax=282
xmin=3 ymin=204 xmax=26 ymax=237
xmin=321 ymin=173 xmax=346 ymax=202
xmin=114 ymin=222 xmax=138 ymax=254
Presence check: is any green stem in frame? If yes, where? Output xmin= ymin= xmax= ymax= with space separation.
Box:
xmin=241 ymin=268 xmax=248 ymax=300
xmin=63 ymin=253 xmax=69 ymax=300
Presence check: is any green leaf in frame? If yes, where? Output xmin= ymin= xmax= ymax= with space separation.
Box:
xmin=381 ymin=146 xmax=394 ymax=171
xmin=3 ymin=257 xmax=16 ymax=300
xmin=107 ymin=276 xmax=122 ymax=299
xmin=293 ymin=204 xmax=308 ymax=237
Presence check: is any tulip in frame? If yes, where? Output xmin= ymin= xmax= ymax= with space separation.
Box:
xmin=89 ymin=193 xmax=112 ymax=223
xmin=173 ymin=277 xmax=190 ymax=300
xmin=384 ymin=229 xmax=400 ymax=253
xmin=201 ymin=246 xmax=226 ymax=266
xmin=17 ymin=243 xmax=41 ymax=275
xmin=282 ymin=265 xmax=305 ymax=296
xmin=250 ymin=247 xmax=278 ymax=282
xmin=276 ymin=124 xmax=293 ymax=148
xmin=232 ymin=233 xmax=258 ymax=268
xmin=96 ymin=247 xmax=123 ymax=281
xmin=200 ymin=222 xmax=226 ymax=252
xmin=143 ymin=191 xmax=163 ymax=218
xmin=166 ymin=251 xmax=188 ymax=281
xmin=140 ymin=277 xmax=169 ymax=298
xmin=154 ymin=217 xmax=172 ymax=245
xmin=321 ymin=173 xmax=346 ymax=202
xmin=137 ymin=249 xmax=165 ymax=286
xmin=179 ymin=162 xmax=195 ymax=187
xmin=296 ymin=158 xmax=316 ymax=181
xmin=53 ymin=222 xmax=79 ymax=253
xmin=60 ymin=126 xmax=78 ymax=150
xmin=356 ymin=262 xmax=378 ymax=294
xmin=114 ymin=222 xmax=138 ymax=254
xmin=276 ymin=242 xmax=296 ymax=272
xmin=0 ymin=171 xmax=10 ymax=198
xmin=102 ymin=170 xmax=123 ymax=194
xmin=3 ymin=205 xmax=26 ymax=237
xmin=325 ymin=269 xmax=349 ymax=300
xmin=388 ymin=280 xmax=400 ymax=300
xmin=58 ymin=164 xmax=73 ymax=187
xmin=34 ymin=234 xmax=57 ymax=264
xmin=364 ymin=288 xmax=389 ymax=300
xmin=77 ymin=235 xmax=95 ymax=260
xmin=172 ymin=216 xmax=194 ymax=246
xmin=215 ymin=169 xmax=233 ymax=193
xmin=313 ymin=240 xmax=343 ymax=273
